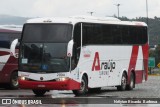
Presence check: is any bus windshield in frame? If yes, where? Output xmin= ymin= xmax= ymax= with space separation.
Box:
xmin=19 ymin=24 xmax=72 ymax=73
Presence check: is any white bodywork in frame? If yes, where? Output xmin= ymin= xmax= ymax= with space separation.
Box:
xmin=19 ymin=16 xmax=147 ymax=89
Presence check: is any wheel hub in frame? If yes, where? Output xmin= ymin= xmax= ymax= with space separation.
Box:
xmin=80 ymin=79 xmax=85 ymax=91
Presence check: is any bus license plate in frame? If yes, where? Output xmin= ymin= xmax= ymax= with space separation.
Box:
xmin=37 ymin=85 xmax=45 ymax=87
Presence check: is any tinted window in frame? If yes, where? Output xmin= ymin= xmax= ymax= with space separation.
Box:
xmin=19 ymin=43 xmax=69 ymax=73
xmin=23 ymin=24 xmax=72 ymax=43
xmin=74 ymin=23 xmax=81 ymax=48
xmin=79 ymin=23 xmax=147 ymax=45
xmin=0 ymin=33 xmax=21 ymax=48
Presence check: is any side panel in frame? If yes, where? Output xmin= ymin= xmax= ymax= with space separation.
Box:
xmin=76 ymin=45 xmax=132 ymax=88
xmin=127 ymin=44 xmax=148 ymax=84
xmin=75 ymin=44 xmax=147 ymax=88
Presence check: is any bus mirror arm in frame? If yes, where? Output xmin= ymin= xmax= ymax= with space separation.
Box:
xmin=10 ymin=39 xmax=19 ymax=58
xmin=67 ymin=40 xmax=74 ymax=57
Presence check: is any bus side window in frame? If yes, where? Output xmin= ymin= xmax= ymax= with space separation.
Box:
xmin=72 ymin=23 xmax=81 ymax=69
xmin=71 ymin=43 xmax=77 ymax=70
xmin=0 ymin=41 xmax=10 ymax=49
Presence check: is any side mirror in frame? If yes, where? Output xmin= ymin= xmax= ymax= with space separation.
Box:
xmin=67 ymin=40 xmax=74 ymax=57
xmin=10 ymin=39 xmax=19 ymax=58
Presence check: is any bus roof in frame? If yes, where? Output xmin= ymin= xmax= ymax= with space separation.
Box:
xmin=26 ymin=16 xmax=147 ymax=26
xmin=0 ymin=25 xmax=22 ymax=32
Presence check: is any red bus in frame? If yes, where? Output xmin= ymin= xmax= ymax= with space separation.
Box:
xmin=0 ymin=25 xmax=22 ymax=89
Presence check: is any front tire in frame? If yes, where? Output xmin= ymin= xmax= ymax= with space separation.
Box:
xmin=9 ymin=71 xmax=19 ymax=89
xmin=32 ymin=90 xmax=46 ymax=96
xmin=72 ymin=76 xmax=88 ymax=96
xmin=117 ymin=72 xmax=127 ymax=91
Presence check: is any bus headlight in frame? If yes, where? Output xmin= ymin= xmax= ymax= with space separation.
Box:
xmin=19 ymin=76 xmax=28 ymax=81
xmin=56 ymin=77 xmax=70 ymax=81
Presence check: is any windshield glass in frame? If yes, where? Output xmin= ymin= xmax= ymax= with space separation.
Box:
xmin=19 ymin=24 xmax=72 ymax=73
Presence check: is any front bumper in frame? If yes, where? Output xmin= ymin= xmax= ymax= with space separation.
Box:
xmin=19 ymin=79 xmax=80 ymax=90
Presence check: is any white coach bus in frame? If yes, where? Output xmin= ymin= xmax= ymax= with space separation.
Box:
xmin=11 ymin=16 xmax=148 ymax=96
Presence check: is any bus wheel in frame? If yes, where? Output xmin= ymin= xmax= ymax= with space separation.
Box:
xmin=32 ymin=90 xmax=46 ymax=96
xmin=117 ymin=72 xmax=127 ymax=91
xmin=72 ymin=76 xmax=88 ymax=96
xmin=126 ymin=72 xmax=135 ymax=90
xmin=9 ymin=71 xmax=19 ymax=89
